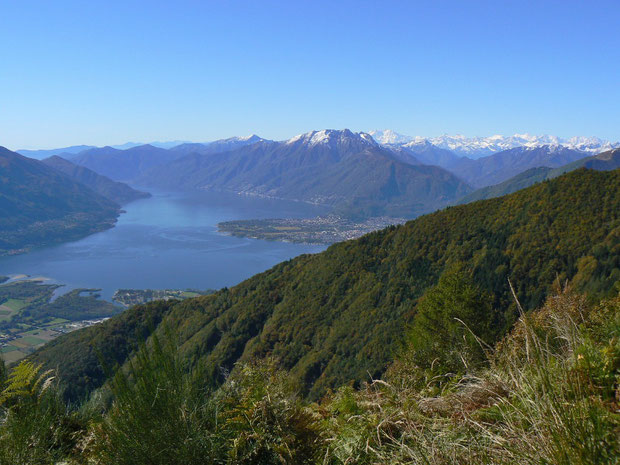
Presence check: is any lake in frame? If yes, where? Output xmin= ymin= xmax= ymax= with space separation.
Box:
xmin=0 ymin=190 xmax=328 ymax=300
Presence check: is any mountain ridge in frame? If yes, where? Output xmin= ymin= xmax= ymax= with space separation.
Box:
xmin=0 ymin=147 xmax=121 ymax=255
xmin=448 ymin=145 xmax=589 ymax=187
xmin=369 ymin=130 xmax=619 ymax=158
xmin=459 ymin=148 xmax=620 ymax=203
xmin=69 ymin=144 xmax=183 ymax=181
xmin=41 ymin=156 xmax=151 ymax=205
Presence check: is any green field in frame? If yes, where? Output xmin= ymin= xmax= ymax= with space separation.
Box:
xmin=43 ymin=317 xmax=70 ymax=326
xmin=11 ymin=335 xmax=45 ymax=347
xmin=1 ymin=298 xmax=27 ymax=311
xmin=0 ymin=305 xmax=18 ymax=322
xmin=0 ymin=281 xmax=123 ymax=365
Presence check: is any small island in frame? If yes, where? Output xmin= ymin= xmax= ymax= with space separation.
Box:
xmin=218 ymin=215 xmax=407 ymax=244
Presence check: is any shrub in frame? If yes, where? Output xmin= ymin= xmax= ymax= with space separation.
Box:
xmin=216 ymin=360 xmax=324 ymax=464
xmin=87 ymin=332 xmax=224 ymax=464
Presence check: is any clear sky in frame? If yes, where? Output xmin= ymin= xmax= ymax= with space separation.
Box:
xmin=1 ymin=0 xmax=619 ymax=149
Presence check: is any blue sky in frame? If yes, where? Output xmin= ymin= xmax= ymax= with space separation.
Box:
xmin=1 ymin=0 xmax=619 ymax=149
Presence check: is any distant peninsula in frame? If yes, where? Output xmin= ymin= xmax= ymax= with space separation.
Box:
xmin=218 ymin=215 xmax=406 ymax=244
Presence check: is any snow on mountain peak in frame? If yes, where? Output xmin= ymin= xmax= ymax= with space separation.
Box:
xmin=286 ymin=129 xmax=378 ymax=147
xmin=237 ymin=134 xmax=260 ymax=141
xmin=310 ymin=130 xmax=332 ymax=145
xmin=368 ymin=129 xmax=413 ymax=145
xmin=368 ymin=130 xmax=619 ymax=158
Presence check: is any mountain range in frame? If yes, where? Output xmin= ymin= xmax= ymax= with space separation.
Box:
xmin=15 ymin=137 xmax=263 ymax=161
xmin=447 ymin=145 xmax=589 ymax=187
xmin=369 ymin=135 xmax=604 ymax=187
xmin=16 ymin=145 xmax=96 ymax=160
xmin=64 ymin=136 xmax=271 ymax=183
xmin=17 ymin=128 xmax=618 ymax=221
xmin=136 ymin=129 xmax=472 ymax=218
xmin=16 ymin=141 xmax=190 ymax=160
xmin=460 ymin=148 xmax=620 ymax=203
xmin=169 ymin=135 xmax=267 ymax=157
xmin=369 ymin=130 xmax=619 ymax=158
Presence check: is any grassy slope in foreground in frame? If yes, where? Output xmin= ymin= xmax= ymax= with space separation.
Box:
xmin=31 ymin=168 xmax=620 ymax=402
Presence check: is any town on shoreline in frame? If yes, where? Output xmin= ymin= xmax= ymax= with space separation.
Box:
xmin=218 ymin=215 xmax=407 ymax=245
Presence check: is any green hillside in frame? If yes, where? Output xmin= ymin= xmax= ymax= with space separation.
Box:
xmin=31 ymin=168 xmax=620 ymax=402
xmin=0 ymin=147 xmax=121 ymax=255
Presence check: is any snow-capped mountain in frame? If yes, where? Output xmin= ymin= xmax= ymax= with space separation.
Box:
xmin=395 ymin=140 xmax=461 ymax=168
xmin=286 ymin=129 xmax=377 ymax=148
xmin=428 ymin=134 xmax=618 ymax=158
xmin=369 ymin=130 xmax=619 ymax=158
xmin=367 ymin=129 xmax=415 ymax=145
xmin=206 ymin=134 xmax=264 ymax=145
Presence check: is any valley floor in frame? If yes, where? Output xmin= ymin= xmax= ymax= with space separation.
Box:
xmin=0 ymin=277 xmax=119 ymax=363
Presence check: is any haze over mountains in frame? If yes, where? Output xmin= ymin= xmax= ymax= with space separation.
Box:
xmin=460 ymin=148 xmax=620 ymax=203
xmin=61 ymin=136 xmax=270 ymax=182
xmin=41 ymin=155 xmax=150 ymax=205
xmin=169 ymin=135 xmax=266 ymax=157
xmin=447 ymin=145 xmax=589 ymax=187
xmin=68 ymin=145 xmax=183 ymax=182
xmin=17 ymin=141 xmax=189 ymax=160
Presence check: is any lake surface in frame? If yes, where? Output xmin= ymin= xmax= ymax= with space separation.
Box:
xmin=0 ymin=190 xmax=328 ymax=300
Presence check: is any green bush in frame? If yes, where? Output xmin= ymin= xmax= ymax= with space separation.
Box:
xmin=87 ymin=332 xmax=224 ymax=465
xmin=216 ymin=360 xmax=324 ymax=465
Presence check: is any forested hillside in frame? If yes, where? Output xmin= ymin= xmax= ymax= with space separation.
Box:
xmin=31 ymin=168 xmax=620 ymax=403
xmin=0 ymin=147 xmax=121 ymax=255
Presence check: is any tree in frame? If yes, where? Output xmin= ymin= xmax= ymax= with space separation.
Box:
xmin=405 ymin=264 xmax=498 ymax=378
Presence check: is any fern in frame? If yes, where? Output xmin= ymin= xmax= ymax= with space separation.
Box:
xmin=0 ymin=361 xmax=54 ymax=406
